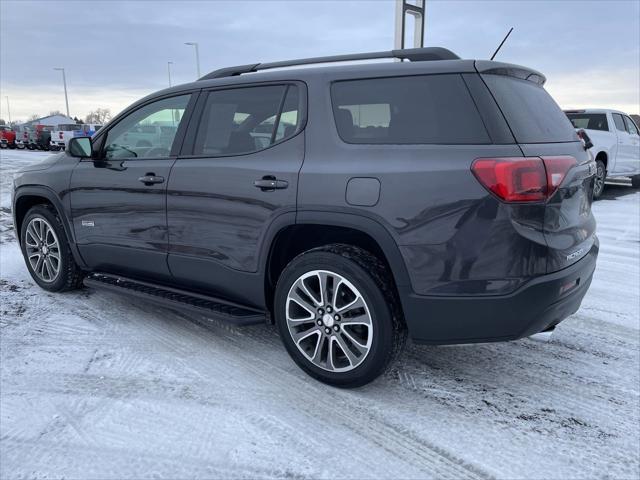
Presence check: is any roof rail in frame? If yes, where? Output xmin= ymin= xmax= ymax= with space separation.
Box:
xmin=199 ymin=47 xmax=460 ymax=80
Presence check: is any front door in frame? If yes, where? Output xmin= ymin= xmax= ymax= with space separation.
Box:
xmin=70 ymin=93 xmax=193 ymax=279
xmin=167 ymin=83 xmax=305 ymax=306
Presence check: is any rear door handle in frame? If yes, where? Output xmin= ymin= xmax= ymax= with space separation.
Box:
xmin=138 ymin=173 xmax=165 ymax=185
xmin=254 ymin=177 xmax=288 ymax=191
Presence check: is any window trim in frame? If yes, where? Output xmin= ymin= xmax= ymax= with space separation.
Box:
xmin=89 ymin=90 xmax=200 ymax=161
xmin=329 ymin=73 xmax=492 ymax=146
xmin=178 ymin=80 xmax=308 ymax=160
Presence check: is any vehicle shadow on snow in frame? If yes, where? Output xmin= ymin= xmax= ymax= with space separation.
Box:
xmin=601 ymin=181 xmax=638 ymax=200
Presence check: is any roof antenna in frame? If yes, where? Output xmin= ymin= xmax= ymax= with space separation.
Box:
xmin=490 ymin=27 xmax=514 ymax=60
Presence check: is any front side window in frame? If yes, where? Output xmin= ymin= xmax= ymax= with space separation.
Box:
xmin=612 ymin=113 xmax=626 ymax=132
xmin=104 ymin=94 xmax=190 ymax=159
xmin=193 ymin=84 xmax=300 ymax=157
xmin=623 ymin=116 xmax=639 ymax=135
xmin=331 ymin=74 xmax=489 ymax=144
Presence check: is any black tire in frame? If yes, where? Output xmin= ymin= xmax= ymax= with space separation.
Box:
xmin=631 ymin=175 xmax=640 ymax=189
xmin=274 ymin=244 xmax=406 ymax=388
xmin=19 ymin=205 xmax=85 ymax=292
xmin=593 ymin=159 xmax=606 ymax=199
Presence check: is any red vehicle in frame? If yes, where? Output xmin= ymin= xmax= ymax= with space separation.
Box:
xmin=0 ymin=126 xmax=16 ymax=149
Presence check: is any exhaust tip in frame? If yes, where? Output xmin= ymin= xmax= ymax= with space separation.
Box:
xmin=529 ymin=326 xmax=556 ymax=342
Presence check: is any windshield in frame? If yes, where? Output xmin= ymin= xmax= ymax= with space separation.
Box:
xmin=58 ymin=124 xmax=82 ymax=131
xmin=566 ymin=113 xmax=609 ymax=132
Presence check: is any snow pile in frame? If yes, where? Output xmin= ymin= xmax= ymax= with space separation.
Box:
xmin=1 ymin=149 xmax=638 ymax=479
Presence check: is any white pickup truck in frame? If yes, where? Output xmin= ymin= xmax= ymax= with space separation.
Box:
xmin=565 ymin=109 xmax=640 ymax=197
xmin=50 ymin=123 xmax=83 ymax=151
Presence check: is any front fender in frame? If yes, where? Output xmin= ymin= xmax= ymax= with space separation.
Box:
xmin=12 ymin=185 xmax=87 ymax=269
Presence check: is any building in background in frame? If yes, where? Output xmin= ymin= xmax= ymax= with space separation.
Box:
xmin=21 ymin=114 xmax=74 ymax=127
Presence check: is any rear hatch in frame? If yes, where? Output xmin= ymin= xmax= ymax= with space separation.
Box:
xmin=476 ymin=61 xmax=597 ymax=273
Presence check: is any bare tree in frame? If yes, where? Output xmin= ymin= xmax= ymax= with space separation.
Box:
xmin=27 ymin=114 xmax=40 ymax=122
xmin=0 ymin=119 xmax=5 ymax=126
xmin=49 ymin=110 xmax=64 ymax=117
xmin=85 ymin=108 xmax=111 ymax=124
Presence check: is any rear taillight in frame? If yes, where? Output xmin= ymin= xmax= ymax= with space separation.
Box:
xmin=472 ymin=156 xmax=577 ymax=203
xmin=59 ymin=132 xmax=64 ymax=139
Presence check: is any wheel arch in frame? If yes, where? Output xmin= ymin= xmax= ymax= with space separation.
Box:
xmin=12 ymin=186 xmax=86 ymax=268
xmin=263 ymin=210 xmax=411 ymax=317
xmin=594 ymin=150 xmax=608 ymax=171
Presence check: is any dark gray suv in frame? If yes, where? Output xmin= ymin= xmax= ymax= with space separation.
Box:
xmin=12 ymin=47 xmax=598 ymax=387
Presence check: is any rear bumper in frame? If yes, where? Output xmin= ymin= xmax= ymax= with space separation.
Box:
xmin=401 ymin=239 xmax=598 ymax=344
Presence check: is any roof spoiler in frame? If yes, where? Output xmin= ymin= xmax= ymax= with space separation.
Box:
xmin=475 ymin=60 xmax=546 ymax=86
xmin=199 ymin=47 xmax=460 ymax=80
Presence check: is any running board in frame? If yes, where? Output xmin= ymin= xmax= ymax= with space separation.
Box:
xmin=84 ymin=273 xmax=266 ymax=326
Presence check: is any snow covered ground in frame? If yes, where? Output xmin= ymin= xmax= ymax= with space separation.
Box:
xmin=1 ymin=149 xmax=638 ymax=479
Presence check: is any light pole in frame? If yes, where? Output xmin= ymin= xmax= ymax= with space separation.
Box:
xmin=184 ymin=42 xmax=201 ymax=79
xmin=53 ymin=67 xmax=70 ymax=118
xmin=167 ymin=61 xmax=173 ymax=87
xmin=5 ymin=96 xmax=11 ymax=124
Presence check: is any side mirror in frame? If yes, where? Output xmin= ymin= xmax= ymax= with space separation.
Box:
xmin=67 ymin=137 xmax=92 ymax=158
xmin=577 ymin=129 xmax=593 ymax=150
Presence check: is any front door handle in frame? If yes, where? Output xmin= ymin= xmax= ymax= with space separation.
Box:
xmin=138 ymin=173 xmax=165 ymax=185
xmin=254 ymin=177 xmax=288 ymax=191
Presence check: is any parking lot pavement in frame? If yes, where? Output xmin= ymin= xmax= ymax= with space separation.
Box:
xmin=1 ymin=149 xmax=639 ymax=479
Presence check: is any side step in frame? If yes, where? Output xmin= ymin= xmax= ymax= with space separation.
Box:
xmin=84 ymin=273 xmax=266 ymax=326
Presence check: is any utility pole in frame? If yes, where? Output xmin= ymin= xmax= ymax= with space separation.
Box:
xmin=5 ymin=96 xmax=11 ymax=124
xmin=394 ymin=0 xmax=425 ymax=50
xmin=184 ymin=42 xmax=201 ymax=79
xmin=53 ymin=67 xmax=70 ymax=117
xmin=167 ymin=61 xmax=173 ymax=87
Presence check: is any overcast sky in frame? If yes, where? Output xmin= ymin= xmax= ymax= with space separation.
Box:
xmin=1 ymin=0 xmax=638 ymax=122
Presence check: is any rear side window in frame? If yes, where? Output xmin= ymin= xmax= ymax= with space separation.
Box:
xmin=566 ymin=113 xmax=609 ymax=131
xmin=331 ymin=74 xmax=490 ymax=144
xmin=193 ymin=85 xmax=300 ymax=156
xmin=482 ymin=74 xmax=577 ymax=143
xmin=612 ymin=113 xmax=626 ymax=132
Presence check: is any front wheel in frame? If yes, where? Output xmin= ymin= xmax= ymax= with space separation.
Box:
xmin=274 ymin=244 xmax=406 ymax=388
xmin=20 ymin=205 xmax=85 ymax=292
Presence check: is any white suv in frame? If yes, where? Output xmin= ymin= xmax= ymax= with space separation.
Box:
xmin=565 ymin=109 xmax=640 ymax=197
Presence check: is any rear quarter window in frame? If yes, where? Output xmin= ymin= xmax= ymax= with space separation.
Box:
xmin=482 ymin=74 xmax=578 ymax=143
xmin=330 ymin=74 xmax=490 ymax=144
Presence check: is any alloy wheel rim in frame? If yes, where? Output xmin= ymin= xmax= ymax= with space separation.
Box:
xmin=286 ymin=270 xmax=373 ymax=372
xmin=24 ymin=217 xmax=61 ymax=283
xmin=594 ymin=165 xmax=605 ymax=196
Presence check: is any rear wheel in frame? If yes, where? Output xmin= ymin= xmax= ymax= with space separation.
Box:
xmin=20 ymin=205 xmax=84 ymax=292
xmin=593 ymin=159 xmax=606 ymax=199
xmin=274 ymin=244 xmax=406 ymax=387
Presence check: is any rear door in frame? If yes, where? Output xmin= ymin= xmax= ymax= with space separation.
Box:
xmin=479 ymin=68 xmax=597 ymax=273
xmin=167 ymin=83 xmax=305 ymax=306
xmin=70 ymin=93 xmax=194 ymax=280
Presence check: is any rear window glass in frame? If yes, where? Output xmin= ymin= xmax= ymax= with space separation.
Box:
xmin=482 ymin=74 xmax=577 ymax=143
xmin=566 ymin=113 xmax=609 ymax=131
xmin=331 ymin=74 xmax=490 ymax=144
